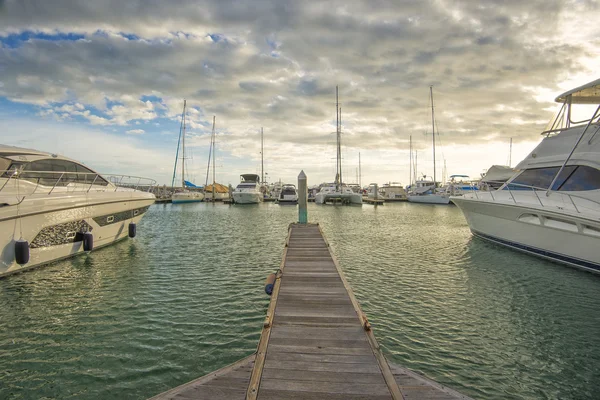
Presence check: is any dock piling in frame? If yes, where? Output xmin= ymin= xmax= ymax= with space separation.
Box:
xmin=298 ymin=170 xmax=307 ymax=224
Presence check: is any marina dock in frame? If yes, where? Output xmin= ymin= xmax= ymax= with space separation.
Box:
xmin=150 ymin=223 xmax=473 ymax=400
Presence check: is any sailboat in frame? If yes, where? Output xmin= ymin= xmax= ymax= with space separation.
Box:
xmin=315 ymin=86 xmax=362 ymax=205
xmin=171 ymin=100 xmax=205 ymax=204
xmin=203 ymin=116 xmax=229 ymax=201
xmin=407 ymin=86 xmax=450 ymax=204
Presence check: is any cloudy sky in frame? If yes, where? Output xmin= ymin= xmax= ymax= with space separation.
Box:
xmin=1 ymin=0 xmax=599 ymax=187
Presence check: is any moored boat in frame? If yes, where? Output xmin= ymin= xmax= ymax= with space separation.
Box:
xmin=0 ymin=145 xmax=156 ymax=278
xmin=232 ymin=174 xmax=263 ymax=204
xmin=451 ymin=78 xmax=600 ymax=273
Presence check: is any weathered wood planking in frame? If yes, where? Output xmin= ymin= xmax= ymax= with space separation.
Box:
xmin=247 ymin=223 xmax=402 ymax=400
xmin=148 ymin=354 xmax=255 ymax=400
xmin=148 ymin=223 xmax=475 ymax=400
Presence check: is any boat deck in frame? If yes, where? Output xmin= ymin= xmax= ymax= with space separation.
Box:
xmin=150 ymin=223 xmax=473 ymax=400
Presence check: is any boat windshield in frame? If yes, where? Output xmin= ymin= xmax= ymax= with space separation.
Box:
xmin=1 ymin=156 xmax=109 ymax=186
xmin=237 ymin=183 xmax=257 ymax=189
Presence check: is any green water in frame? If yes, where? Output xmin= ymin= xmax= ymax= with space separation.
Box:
xmin=0 ymin=203 xmax=599 ymax=399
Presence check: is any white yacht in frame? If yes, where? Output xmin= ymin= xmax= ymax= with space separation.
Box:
xmin=0 ymin=145 xmax=156 ymax=278
xmin=171 ymin=100 xmax=204 ymax=204
xmin=278 ymin=184 xmax=299 ymax=204
xmin=451 ymin=78 xmax=600 ymax=274
xmin=315 ymin=86 xmax=363 ymax=206
xmin=232 ymin=174 xmax=263 ymax=204
xmin=381 ymin=182 xmax=407 ymax=200
xmin=407 ymin=176 xmax=450 ymax=204
xmin=407 ymin=86 xmax=450 ymax=205
xmin=315 ymin=184 xmax=362 ymax=205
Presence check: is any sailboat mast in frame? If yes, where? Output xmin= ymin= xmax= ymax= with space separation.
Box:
xmin=509 ymin=137 xmax=513 ymax=167
xmin=212 ymin=116 xmax=216 ymax=199
xmin=335 ymin=86 xmax=340 ymax=190
xmin=339 ymin=107 xmax=343 ymax=188
xmin=359 ymin=152 xmax=362 ymax=188
xmin=409 ymin=135 xmax=412 ymax=186
xmin=430 ymin=86 xmax=436 ymax=187
xmin=182 ymin=99 xmax=186 ymax=190
xmin=261 ymin=127 xmax=264 ymax=183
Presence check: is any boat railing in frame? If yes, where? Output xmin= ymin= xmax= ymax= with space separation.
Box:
xmin=0 ymin=168 xmax=157 ymax=196
xmin=467 ymin=180 xmax=600 ymax=214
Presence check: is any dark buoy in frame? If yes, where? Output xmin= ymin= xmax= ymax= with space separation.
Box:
xmin=128 ymin=222 xmax=136 ymax=238
xmin=264 ymin=273 xmax=277 ymax=295
xmin=15 ymin=239 xmax=30 ymax=265
xmin=83 ymin=232 xmax=94 ymax=252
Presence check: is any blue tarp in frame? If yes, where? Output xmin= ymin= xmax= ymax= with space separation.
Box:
xmin=184 ymin=180 xmax=203 ymax=188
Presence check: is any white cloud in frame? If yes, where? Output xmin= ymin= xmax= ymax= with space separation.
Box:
xmin=126 ymin=129 xmax=145 ymax=135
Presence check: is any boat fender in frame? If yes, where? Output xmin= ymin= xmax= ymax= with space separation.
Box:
xmin=128 ymin=222 xmax=136 ymax=238
xmin=83 ymin=232 xmax=94 ymax=252
xmin=15 ymin=239 xmax=30 ymax=265
xmin=264 ymin=273 xmax=277 ymax=296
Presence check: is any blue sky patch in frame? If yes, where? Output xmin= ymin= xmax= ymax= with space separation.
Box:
xmin=0 ymin=31 xmax=85 ymax=48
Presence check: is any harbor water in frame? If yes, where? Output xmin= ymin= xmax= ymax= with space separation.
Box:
xmin=0 ymin=202 xmax=599 ymax=399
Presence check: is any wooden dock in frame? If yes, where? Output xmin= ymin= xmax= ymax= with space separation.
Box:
xmin=364 ymin=198 xmax=385 ymax=205
xmin=150 ymin=223 xmax=474 ymax=400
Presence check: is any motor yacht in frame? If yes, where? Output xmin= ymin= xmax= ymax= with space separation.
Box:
xmin=451 ymin=78 xmax=600 ymax=273
xmin=381 ymin=182 xmax=407 ymax=200
xmin=232 ymin=174 xmax=263 ymax=204
xmin=0 ymin=145 xmax=156 ymax=277
xmin=278 ymin=184 xmax=299 ymax=204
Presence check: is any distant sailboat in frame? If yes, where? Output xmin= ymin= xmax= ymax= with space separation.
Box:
xmin=315 ymin=86 xmax=362 ymax=205
xmin=407 ymin=86 xmax=450 ymax=204
xmin=171 ymin=100 xmax=204 ymax=204
xmin=203 ymin=116 xmax=229 ymax=201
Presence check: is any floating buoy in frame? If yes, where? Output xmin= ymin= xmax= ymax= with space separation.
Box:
xmin=128 ymin=222 xmax=136 ymax=238
xmin=264 ymin=273 xmax=277 ymax=295
xmin=15 ymin=239 xmax=30 ymax=265
xmin=83 ymin=232 xmax=94 ymax=252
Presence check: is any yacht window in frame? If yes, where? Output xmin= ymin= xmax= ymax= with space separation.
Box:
xmin=557 ymin=166 xmax=600 ymax=191
xmin=507 ymin=166 xmax=576 ymax=190
xmin=0 ymin=157 xmax=11 ymax=174
xmin=21 ymin=159 xmax=108 ymax=186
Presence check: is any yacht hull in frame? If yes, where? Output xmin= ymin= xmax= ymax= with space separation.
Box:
xmin=233 ymin=192 xmax=263 ymax=204
xmin=451 ymin=197 xmax=600 ymax=274
xmin=315 ymin=193 xmax=362 ymax=205
xmin=172 ymin=192 xmax=204 ymax=203
xmin=0 ymin=194 xmax=155 ymax=278
xmin=407 ymin=194 xmax=451 ymax=204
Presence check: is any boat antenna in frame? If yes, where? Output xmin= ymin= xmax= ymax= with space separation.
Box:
xmin=430 ymin=86 xmax=436 ymax=187
xmin=508 ymin=137 xmax=512 ymax=167
xmin=261 ymin=127 xmax=264 ymax=183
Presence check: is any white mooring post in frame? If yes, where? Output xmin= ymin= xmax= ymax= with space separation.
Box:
xmin=298 ymin=170 xmax=307 ymax=224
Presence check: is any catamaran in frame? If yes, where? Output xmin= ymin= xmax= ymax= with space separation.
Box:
xmin=315 ymin=86 xmax=362 ymax=205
